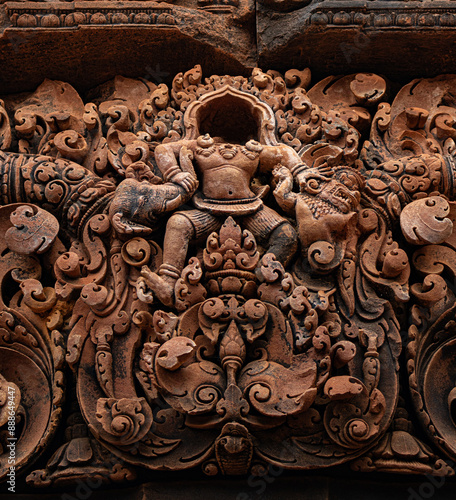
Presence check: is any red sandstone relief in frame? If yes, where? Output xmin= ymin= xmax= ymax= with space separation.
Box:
xmin=1 ymin=68 xmax=456 ymax=486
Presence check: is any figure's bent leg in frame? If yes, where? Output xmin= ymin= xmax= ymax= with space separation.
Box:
xmin=161 ymin=213 xmax=196 ymax=277
xmin=267 ymin=222 xmax=298 ymax=268
xmin=140 ymin=213 xmax=195 ymax=307
xmin=243 ymin=205 xmax=298 ymax=268
xmin=139 ymin=209 xmax=221 ymax=306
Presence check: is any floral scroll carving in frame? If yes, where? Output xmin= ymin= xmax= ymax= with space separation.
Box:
xmin=2 ymin=68 xmax=456 ymax=486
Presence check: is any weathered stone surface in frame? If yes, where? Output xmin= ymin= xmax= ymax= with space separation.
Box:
xmin=3 ymin=0 xmax=456 ymax=94
xmin=257 ymin=1 xmax=456 ymax=80
xmin=3 ymin=0 xmax=456 ymax=488
xmin=0 ymin=2 xmax=256 ymax=94
xmin=1 ymin=69 xmax=456 ymax=491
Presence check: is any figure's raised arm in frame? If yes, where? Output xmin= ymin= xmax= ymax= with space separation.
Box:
xmin=259 ymin=143 xmax=304 ymax=176
xmin=260 ymin=143 xmax=324 ymax=194
xmin=154 ymin=139 xmax=198 ymax=194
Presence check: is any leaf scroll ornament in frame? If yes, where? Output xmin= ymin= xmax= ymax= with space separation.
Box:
xmin=5 ymin=204 xmax=59 ymax=254
xmin=95 ymin=397 xmax=153 ymax=446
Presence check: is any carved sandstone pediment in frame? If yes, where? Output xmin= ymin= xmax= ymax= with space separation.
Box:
xmin=1 ymin=68 xmax=456 ymax=489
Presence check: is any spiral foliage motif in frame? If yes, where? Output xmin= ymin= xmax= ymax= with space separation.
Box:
xmin=96 ymin=397 xmax=153 ymax=446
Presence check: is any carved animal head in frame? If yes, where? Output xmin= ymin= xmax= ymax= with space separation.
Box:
xmin=109 ymin=178 xmax=187 ymax=235
xmin=299 ymin=166 xmax=363 ymax=217
xmin=296 ymin=166 xmax=364 ymax=272
xmin=214 ymin=422 xmax=253 ymax=475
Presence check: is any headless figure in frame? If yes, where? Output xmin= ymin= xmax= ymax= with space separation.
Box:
xmin=141 ymin=134 xmax=303 ymax=306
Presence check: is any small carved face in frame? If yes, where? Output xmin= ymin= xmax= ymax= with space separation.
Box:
xmin=294 ymin=168 xmax=363 ymax=271
xmin=317 ymin=179 xmax=360 ymax=214
xmin=109 ymin=180 xmax=157 ymax=235
xmin=214 ymin=423 xmax=253 ymax=474
xmin=300 ymin=168 xmax=363 ymax=217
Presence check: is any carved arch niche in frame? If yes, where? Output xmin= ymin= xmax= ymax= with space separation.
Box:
xmin=183 ymin=85 xmax=278 ymax=145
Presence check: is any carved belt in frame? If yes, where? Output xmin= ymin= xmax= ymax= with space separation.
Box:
xmin=192 ymin=191 xmax=263 ymax=216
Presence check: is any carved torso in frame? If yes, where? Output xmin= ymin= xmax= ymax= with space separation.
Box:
xmin=193 ymin=138 xmax=262 ymax=200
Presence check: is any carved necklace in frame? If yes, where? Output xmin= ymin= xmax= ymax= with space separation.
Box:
xmin=218 ymin=144 xmax=238 ymax=159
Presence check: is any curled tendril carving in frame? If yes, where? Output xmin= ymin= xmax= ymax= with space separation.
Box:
xmin=1 ymin=69 xmax=456 ymax=484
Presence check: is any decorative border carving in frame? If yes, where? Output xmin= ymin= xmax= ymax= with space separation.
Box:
xmin=6 ymin=1 xmax=176 ymax=28
xmin=307 ymin=6 xmax=456 ymax=29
